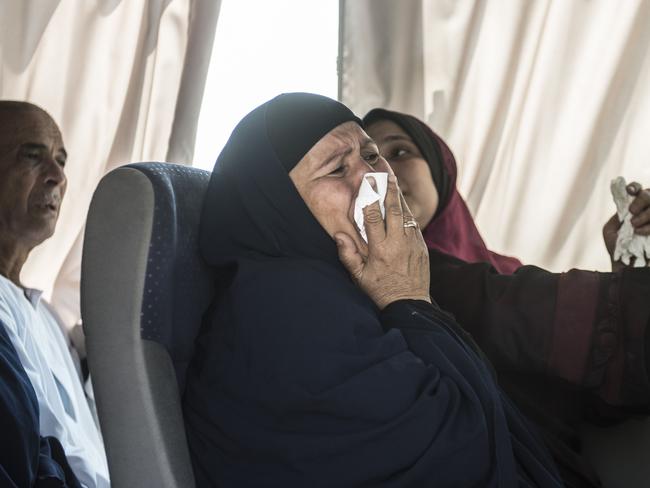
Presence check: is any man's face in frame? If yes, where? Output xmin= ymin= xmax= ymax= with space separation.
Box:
xmin=289 ymin=121 xmax=389 ymax=256
xmin=0 ymin=108 xmax=67 ymax=248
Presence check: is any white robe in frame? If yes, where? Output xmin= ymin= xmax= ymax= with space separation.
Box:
xmin=0 ymin=275 xmax=109 ymax=488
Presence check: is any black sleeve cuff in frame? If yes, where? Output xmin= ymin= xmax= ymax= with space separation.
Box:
xmin=379 ymin=299 xmax=442 ymax=333
xmin=381 ymin=299 xmax=494 ymax=370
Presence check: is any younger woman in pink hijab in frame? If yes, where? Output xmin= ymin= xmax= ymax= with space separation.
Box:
xmin=364 ymin=108 xmax=522 ymax=273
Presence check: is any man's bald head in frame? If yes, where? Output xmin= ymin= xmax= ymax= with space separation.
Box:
xmin=0 ymin=101 xmax=63 ymax=152
xmin=0 ymin=100 xmax=53 ymax=122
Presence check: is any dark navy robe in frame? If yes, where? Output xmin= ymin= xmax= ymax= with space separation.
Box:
xmin=184 ymin=93 xmax=566 ymax=487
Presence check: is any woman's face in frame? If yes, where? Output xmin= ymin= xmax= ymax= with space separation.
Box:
xmin=289 ymin=121 xmax=388 ymax=256
xmin=365 ymin=119 xmax=439 ymax=228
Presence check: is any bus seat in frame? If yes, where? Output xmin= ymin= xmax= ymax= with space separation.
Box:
xmin=81 ymin=163 xmax=214 ymax=488
xmin=581 ymin=417 xmax=650 ymax=488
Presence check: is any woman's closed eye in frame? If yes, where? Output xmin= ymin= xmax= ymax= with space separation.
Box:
xmin=362 ymin=151 xmax=380 ymax=165
xmin=327 ymin=153 xmax=380 ymax=176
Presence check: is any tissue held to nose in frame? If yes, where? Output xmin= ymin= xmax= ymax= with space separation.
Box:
xmin=354 ymin=172 xmax=389 ymax=242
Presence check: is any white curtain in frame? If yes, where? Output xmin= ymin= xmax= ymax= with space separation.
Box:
xmin=0 ymin=0 xmax=221 ymax=327
xmin=340 ymin=0 xmax=650 ymax=272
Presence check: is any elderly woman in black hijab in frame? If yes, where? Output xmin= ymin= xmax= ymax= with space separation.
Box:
xmin=183 ymin=93 xmax=565 ymax=487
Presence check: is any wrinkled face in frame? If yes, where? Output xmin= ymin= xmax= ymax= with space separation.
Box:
xmin=289 ymin=121 xmax=389 ymax=255
xmin=0 ymin=108 xmax=67 ymax=248
xmin=366 ymin=119 xmax=438 ymax=228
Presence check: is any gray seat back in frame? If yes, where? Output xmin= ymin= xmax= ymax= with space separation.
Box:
xmin=81 ymin=162 xmax=214 ymax=488
xmin=581 ymin=418 xmax=650 ymax=488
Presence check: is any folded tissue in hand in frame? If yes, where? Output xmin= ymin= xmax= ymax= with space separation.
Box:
xmin=354 ymin=172 xmax=388 ymax=242
xmin=611 ymin=176 xmax=650 ymax=267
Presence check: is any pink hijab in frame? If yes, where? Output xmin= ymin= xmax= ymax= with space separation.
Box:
xmin=363 ymin=109 xmax=522 ymax=274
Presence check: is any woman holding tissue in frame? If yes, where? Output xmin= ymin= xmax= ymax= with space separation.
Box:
xmin=183 ymin=93 xmax=567 ymax=487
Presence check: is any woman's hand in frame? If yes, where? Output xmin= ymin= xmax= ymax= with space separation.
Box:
xmin=335 ymin=174 xmax=431 ymax=309
xmin=603 ymin=182 xmax=650 ymax=271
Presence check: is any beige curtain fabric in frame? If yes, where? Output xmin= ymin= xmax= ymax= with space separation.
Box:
xmin=341 ymin=0 xmax=650 ymax=272
xmin=0 ymin=0 xmax=220 ymax=327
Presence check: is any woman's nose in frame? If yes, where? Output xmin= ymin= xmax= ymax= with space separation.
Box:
xmin=351 ymin=161 xmax=375 ymax=190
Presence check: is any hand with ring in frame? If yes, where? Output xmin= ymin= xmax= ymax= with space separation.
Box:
xmin=403 ymin=219 xmax=418 ymax=229
xmin=335 ymin=173 xmax=431 ymax=309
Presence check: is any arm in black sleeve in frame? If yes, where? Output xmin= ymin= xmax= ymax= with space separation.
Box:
xmin=428 ymin=249 xmax=650 ymax=408
xmin=377 ymin=299 xmax=563 ymax=487
xmin=380 ymin=299 xmax=494 ymax=370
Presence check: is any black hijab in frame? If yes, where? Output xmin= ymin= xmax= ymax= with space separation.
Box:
xmin=185 ymin=93 xmax=563 ymax=488
xmin=200 ymin=92 xmax=361 ymax=268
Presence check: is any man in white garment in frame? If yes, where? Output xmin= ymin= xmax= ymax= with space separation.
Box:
xmin=0 ymin=101 xmax=109 ymax=488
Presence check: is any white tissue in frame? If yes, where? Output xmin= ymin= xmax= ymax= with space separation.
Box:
xmin=611 ymin=176 xmax=650 ymax=267
xmin=354 ymin=172 xmax=388 ymax=242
